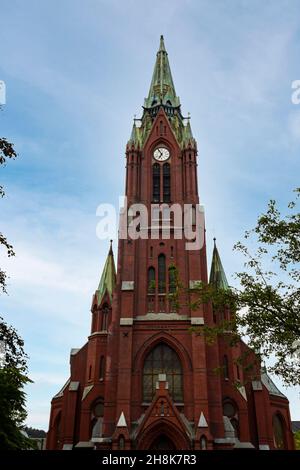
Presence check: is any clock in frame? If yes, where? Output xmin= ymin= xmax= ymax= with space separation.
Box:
xmin=153 ymin=147 xmax=170 ymax=161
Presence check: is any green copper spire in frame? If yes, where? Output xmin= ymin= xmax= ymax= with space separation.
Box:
xmin=144 ymin=35 xmax=180 ymax=109
xmin=96 ymin=240 xmax=116 ymax=305
xmin=209 ymin=238 xmax=229 ymax=290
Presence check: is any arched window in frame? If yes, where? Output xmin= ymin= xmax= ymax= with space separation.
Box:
xmin=200 ymin=435 xmax=207 ymax=450
xmin=148 ymin=267 xmax=155 ymax=293
xmin=223 ymin=400 xmax=236 ymax=418
xmin=158 ymin=254 xmax=166 ymax=293
xmin=101 ymin=304 xmax=109 ymax=331
xmin=223 ymin=355 xmax=229 ymax=380
xmin=153 ymin=164 xmax=160 ymax=202
xmin=273 ymin=413 xmax=285 ymax=449
xmin=143 ymin=343 xmax=183 ymax=402
xmin=99 ymin=356 xmax=105 ymax=381
xmin=118 ymin=435 xmax=125 ymax=450
xmin=91 ymin=398 xmax=104 ymax=439
xmin=163 ymin=163 xmax=171 ymax=202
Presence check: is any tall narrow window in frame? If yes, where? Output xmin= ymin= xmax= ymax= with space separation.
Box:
xmin=273 ymin=414 xmax=285 ymax=449
xmin=148 ymin=267 xmax=155 ymax=293
xmin=223 ymin=355 xmax=229 ymax=380
xmin=119 ymin=435 xmax=125 ymax=450
xmin=168 ymin=266 xmax=176 ymax=293
xmin=153 ymin=164 xmax=160 ymax=202
xmin=99 ymin=356 xmax=105 ymax=381
xmin=163 ymin=163 xmax=171 ymax=202
xmin=158 ymin=254 xmax=166 ymax=293
xmin=101 ymin=304 xmax=109 ymax=331
xmin=200 ymin=435 xmax=207 ymax=450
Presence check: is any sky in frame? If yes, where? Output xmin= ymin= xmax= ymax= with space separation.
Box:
xmin=0 ymin=0 xmax=299 ymax=429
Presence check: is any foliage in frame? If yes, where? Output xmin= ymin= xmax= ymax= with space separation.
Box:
xmin=294 ymin=430 xmax=300 ymax=450
xmin=190 ymin=189 xmax=300 ymax=386
xmin=24 ymin=426 xmax=46 ymax=438
xmin=0 ymin=135 xmax=33 ymax=449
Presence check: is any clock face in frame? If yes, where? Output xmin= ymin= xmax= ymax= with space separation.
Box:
xmin=153 ymin=147 xmax=170 ymax=161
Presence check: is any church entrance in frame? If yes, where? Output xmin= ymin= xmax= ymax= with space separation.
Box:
xmin=149 ymin=434 xmax=176 ymax=450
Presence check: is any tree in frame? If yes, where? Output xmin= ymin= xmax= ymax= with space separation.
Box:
xmin=294 ymin=429 xmax=300 ymax=450
xmin=0 ymin=136 xmax=16 ymax=294
xmin=0 ymin=135 xmax=33 ymax=450
xmin=189 ymin=189 xmax=300 ymax=386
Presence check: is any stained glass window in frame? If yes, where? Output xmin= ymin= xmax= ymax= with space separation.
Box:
xmin=143 ymin=343 xmax=183 ymax=402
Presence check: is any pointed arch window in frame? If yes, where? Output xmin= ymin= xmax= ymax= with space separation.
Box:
xmin=99 ymin=356 xmax=105 ymax=381
xmin=118 ymin=435 xmax=125 ymax=450
xmin=158 ymin=254 xmax=166 ymax=293
xmin=152 ymin=164 xmax=160 ymax=202
xmin=168 ymin=266 xmax=176 ymax=293
xmin=163 ymin=163 xmax=171 ymax=202
xmin=223 ymin=355 xmax=229 ymax=380
xmin=101 ymin=304 xmax=109 ymax=331
xmin=273 ymin=413 xmax=285 ymax=449
xmin=143 ymin=343 xmax=183 ymax=402
xmin=148 ymin=267 xmax=155 ymax=293
xmin=200 ymin=435 xmax=207 ymax=450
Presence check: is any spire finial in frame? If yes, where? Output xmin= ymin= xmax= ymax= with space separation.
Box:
xmin=109 ymin=239 xmax=113 ymax=254
xmin=213 ymin=237 xmax=216 ymax=246
xmin=159 ymin=35 xmax=166 ymax=52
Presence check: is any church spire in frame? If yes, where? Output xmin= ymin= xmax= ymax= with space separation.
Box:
xmin=96 ymin=241 xmax=116 ymax=305
xmin=209 ymin=239 xmax=229 ymax=290
xmin=144 ymin=35 xmax=180 ymax=109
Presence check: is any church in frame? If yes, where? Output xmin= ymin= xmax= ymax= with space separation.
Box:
xmin=46 ymin=37 xmax=294 ymax=450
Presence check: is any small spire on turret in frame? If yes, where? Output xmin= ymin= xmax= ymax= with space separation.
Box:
xmin=209 ymin=238 xmax=229 ymax=290
xmin=95 ymin=242 xmax=116 ymax=305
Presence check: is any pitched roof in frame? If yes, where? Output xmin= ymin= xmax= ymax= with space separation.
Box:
xmin=261 ymin=369 xmax=287 ymax=399
xmin=209 ymin=239 xmax=229 ymax=290
xmin=96 ymin=241 xmax=116 ymax=305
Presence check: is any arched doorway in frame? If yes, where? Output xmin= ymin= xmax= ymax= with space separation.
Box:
xmin=150 ymin=434 xmax=175 ymax=450
xmin=137 ymin=421 xmax=190 ymax=450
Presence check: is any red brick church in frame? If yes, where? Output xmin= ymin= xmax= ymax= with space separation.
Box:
xmin=46 ymin=37 xmax=294 ymax=450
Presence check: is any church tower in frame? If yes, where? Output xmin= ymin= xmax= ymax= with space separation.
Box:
xmin=46 ymin=37 xmax=294 ymax=451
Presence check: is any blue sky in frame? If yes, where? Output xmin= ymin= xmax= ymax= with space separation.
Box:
xmin=0 ymin=0 xmax=299 ymax=429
